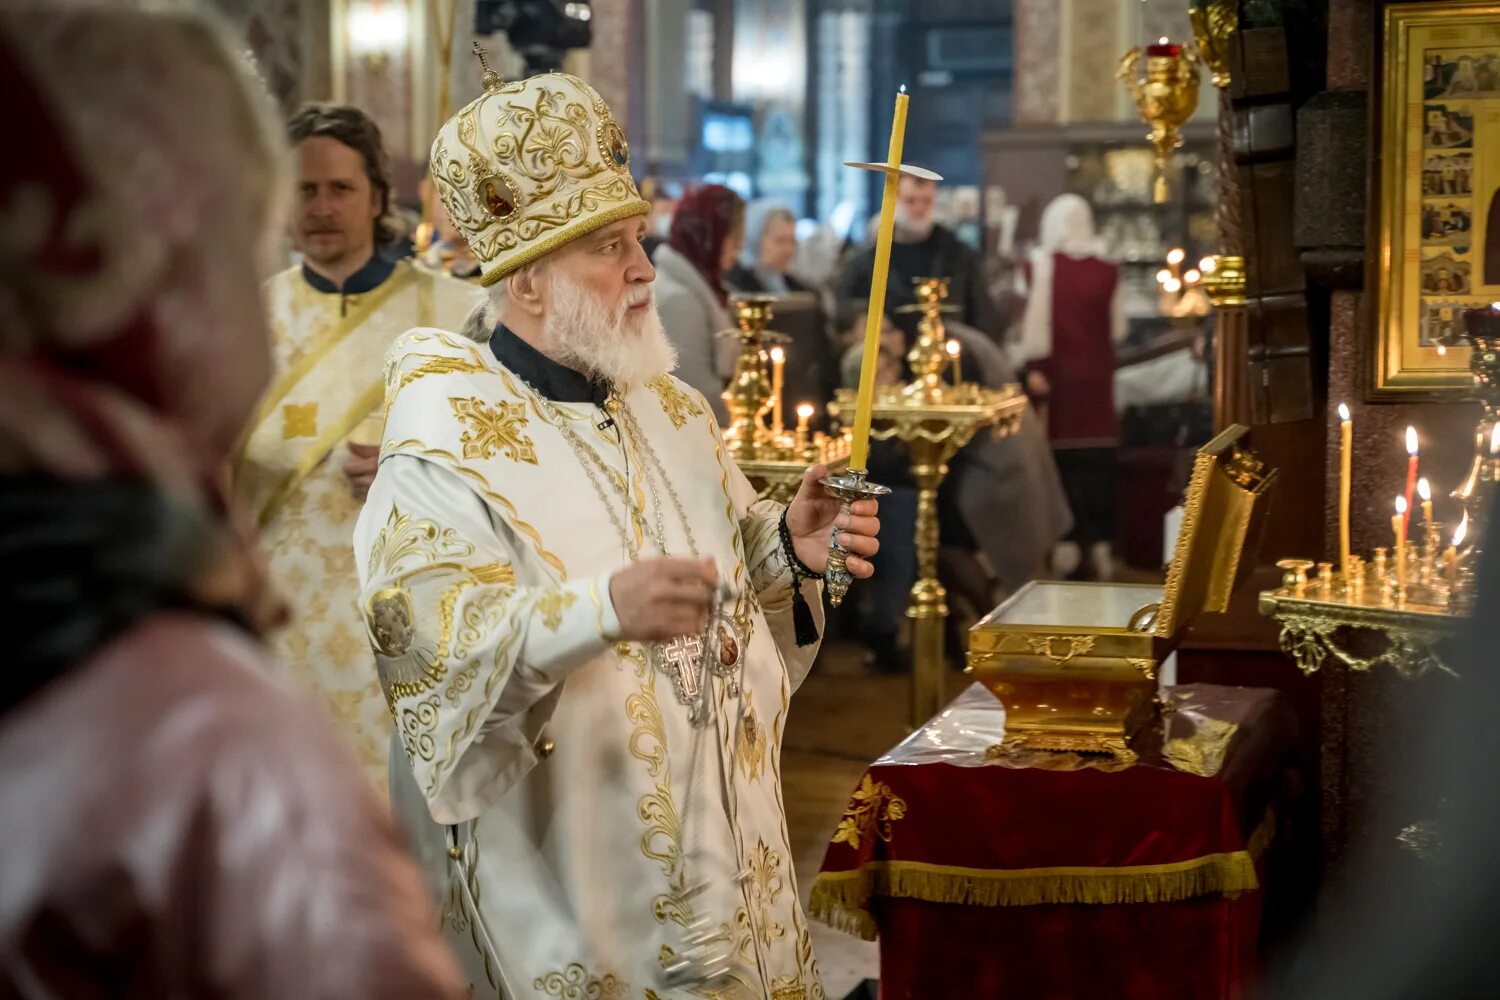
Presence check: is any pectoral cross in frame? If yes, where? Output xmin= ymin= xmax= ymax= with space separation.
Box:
xmin=659 ymin=634 xmax=704 ymax=704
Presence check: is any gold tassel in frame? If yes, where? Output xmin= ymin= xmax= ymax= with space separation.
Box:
xmin=809 ymin=809 xmax=1275 ymax=938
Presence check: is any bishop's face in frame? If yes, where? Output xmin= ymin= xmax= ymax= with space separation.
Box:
xmin=547 ymin=216 xmax=657 ymax=319
xmin=293 ymin=136 xmax=380 ymax=270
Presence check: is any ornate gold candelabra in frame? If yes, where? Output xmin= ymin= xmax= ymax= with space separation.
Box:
xmin=829 ymin=277 xmax=1028 ymax=726
xmin=1117 ymin=38 xmax=1202 ymax=203
xmin=718 ymin=295 xmax=851 ymax=503
xmin=1257 ymin=305 xmax=1500 ymax=677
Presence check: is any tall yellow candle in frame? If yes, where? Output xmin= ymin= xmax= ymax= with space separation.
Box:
xmin=1393 ymin=496 xmax=1408 ymax=590
xmin=770 ymin=346 xmax=786 ymax=438
xmin=849 ymin=87 xmax=910 ymax=471
xmin=1338 ymin=403 xmax=1352 ymax=582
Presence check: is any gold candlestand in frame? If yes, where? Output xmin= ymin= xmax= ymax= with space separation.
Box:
xmin=719 ymin=295 xmax=852 ymax=503
xmin=1257 ymin=304 xmax=1500 ymax=677
xmin=830 ymin=277 xmax=1028 ymax=726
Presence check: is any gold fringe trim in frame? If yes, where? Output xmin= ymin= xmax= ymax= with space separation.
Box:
xmin=810 ymin=810 xmax=1275 ymax=942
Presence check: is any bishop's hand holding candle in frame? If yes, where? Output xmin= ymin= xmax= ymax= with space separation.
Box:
xmin=820 ymin=87 xmax=933 ymax=605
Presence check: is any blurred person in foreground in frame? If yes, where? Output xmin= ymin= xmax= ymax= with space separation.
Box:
xmin=0 ymin=6 xmax=464 ymax=996
xmin=654 ymin=183 xmax=745 ymax=422
xmin=233 ymin=103 xmax=481 ymax=790
xmin=1019 ymin=193 xmax=1125 ymax=581
xmin=356 ymin=69 xmax=880 ymax=996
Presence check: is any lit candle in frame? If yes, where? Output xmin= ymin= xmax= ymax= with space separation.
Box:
xmin=1393 ymin=496 xmax=1408 ymax=590
xmin=1338 ymin=403 xmax=1352 ymax=582
xmin=1403 ymin=426 xmax=1419 ymax=534
xmin=770 ymin=346 xmax=786 ymax=438
xmin=1418 ymin=477 xmax=1434 ymax=528
xmin=849 ymin=86 xmax=910 ymax=472
xmin=1446 ymin=513 xmax=1468 ymax=585
xmin=795 ymin=402 xmax=814 ymax=450
xmin=945 ymin=339 xmax=963 ymax=384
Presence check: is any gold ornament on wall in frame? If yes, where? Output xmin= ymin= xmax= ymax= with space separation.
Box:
xmin=1117 ymin=38 xmax=1202 ymax=203
xmin=1189 ymin=0 xmax=1238 ymax=89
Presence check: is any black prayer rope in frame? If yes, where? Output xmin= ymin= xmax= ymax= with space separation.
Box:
xmin=778 ymin=508 xmax=823 ymax=648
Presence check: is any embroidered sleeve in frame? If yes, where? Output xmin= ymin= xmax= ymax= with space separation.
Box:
xmin=716 ymin=427 xmax=824 ymax=690
xmin=354 ymin=454 xmax=619 ymax=823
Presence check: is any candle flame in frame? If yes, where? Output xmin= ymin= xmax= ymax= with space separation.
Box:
xmin=1455 ymin=511 xmax=1470 ymax=546
xmin=1163 ymin=277 xmax=1183 ymax=294
xmin=1406 ymin=425 xmax=1419 ymax=455
xmin=945 ymin=340 xmax=961 ymax=357
xmin=796 ymin=403 xmax=814 ymax=419
xmin=1395 ymin=495 xmax=1408 ymax=515
xmin=898 ymin=84 xmax=907 ymax=95
xmin=1337 ymin=402 xmax=1351 ymax=422
xmin=1419 ymin=477 xmax=1432 ymax=501
xmin=1166 ymin=248 xmax=1185 ymax=265
xmin=770 ymin=346 xmax=785 ymax=363
xmin=1156 ymin=268 xmax=1172 ymax=284
xmin=1199 ymin=256 xmax=1216 ymax=273
xmin=1437 ymin=343 xmax=1448 ymax=356
xmin=1158 ymin=35 xmax=1169 ymax=45
xmin=1184 ymin=269 xmax=1201 ymax=284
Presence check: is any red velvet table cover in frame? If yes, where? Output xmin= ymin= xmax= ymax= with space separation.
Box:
xmin=811 ymin=683 xmax=1298 ymax=999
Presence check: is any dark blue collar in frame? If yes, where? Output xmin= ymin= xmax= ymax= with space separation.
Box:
xmin=488 ymin=324 xmax=611 ymax=406
xmin=299 ymin=254 xmax=397 ymax=295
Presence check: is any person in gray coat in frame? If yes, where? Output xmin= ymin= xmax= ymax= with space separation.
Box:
xmin=651 ymin=184 xmax=744 ymax=422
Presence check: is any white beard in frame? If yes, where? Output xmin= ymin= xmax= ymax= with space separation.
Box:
xmin=540 ymin=271 xmax=678 ymax=389
xmin=893 ymin=208 xmax=935 ymax=243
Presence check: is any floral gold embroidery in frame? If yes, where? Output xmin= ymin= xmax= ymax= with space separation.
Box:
xmin=737 ymin=691 xmax=767 ymax=783
xmin=1163 ymin=717 xmax=1240 ymax=778
xmin=535 ymin=588 xmax=578 ymax=630
xmin=534 ymin=963 xmax=628 ymax=999
xmin=772 ymin=981 xmax=809 ymax=1000
xmin=397 ymin=354 xmax=491 ymax=390
xmin=746 ymin=838 xmax=788 ymax=949
xmin=831 ymin=774 xmax=908 ymax=850
xmin=450 ymin=395 xmax=538 ymax=463
xmin=646 ymin=374 xmax=704 ymax=429
xmin=281 ymin=402 xmax=318 ymax=438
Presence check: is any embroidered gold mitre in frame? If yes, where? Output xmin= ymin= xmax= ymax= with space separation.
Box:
xmin=429 ymin=70 xmax=649 ymax=287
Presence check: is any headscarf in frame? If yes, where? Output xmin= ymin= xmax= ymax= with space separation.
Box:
xmin=737 ymin=199 xmax=796 ymax=294
xmin=667 ymin=184 xmax=744 ymax=306
xmin=0 ymin=5 xmax=286 ymax=711
xmin=1019 ymin=193 xmax=1109 ymax=362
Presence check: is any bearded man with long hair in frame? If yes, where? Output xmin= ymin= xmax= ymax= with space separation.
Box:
xmin=354 ymin=70 xmax=882 ymax=998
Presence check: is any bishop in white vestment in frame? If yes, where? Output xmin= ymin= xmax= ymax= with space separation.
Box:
xmin=353 ymin=69 xmax=880 ymax=999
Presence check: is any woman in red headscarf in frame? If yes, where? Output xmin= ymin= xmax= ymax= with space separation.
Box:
xmin=651 ymin=184 xmax=746 ymax=421
xmin=0 ymin=6 xmax=464 ymax=996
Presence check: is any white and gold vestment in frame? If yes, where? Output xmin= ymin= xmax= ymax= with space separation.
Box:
xmin=236 ymin=260 xmax=481 ymax=788
xmin=353 ymin=326 xmax=827 ymax=999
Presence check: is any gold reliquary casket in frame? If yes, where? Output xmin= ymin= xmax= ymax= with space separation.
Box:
xmin=968 ymin=425 xmax=1276 ymax=762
